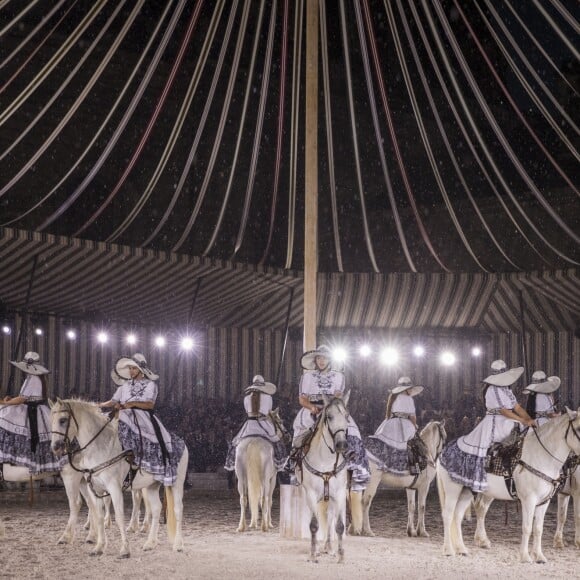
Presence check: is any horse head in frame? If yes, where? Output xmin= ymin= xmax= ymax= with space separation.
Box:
xmin=420 ymin=420 xmax=447 ymax=463
xmin=268 ymin=407 xmax=291 ymax=444
xmin=565 ymin=407 xmax=580 ymax=455
xmin=319 ymin=393 xmax=350 ymax=455
xmin=50 ymin=398 xmax=77 ymax=456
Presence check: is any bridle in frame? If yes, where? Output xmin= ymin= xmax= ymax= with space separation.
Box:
xmin=268 ymin=411 xmax=291 ymax=445
xmin=302 ymin=398 xmax=349 ymax=501
xmin=515 ymin=416 xmax=580 ymax=506
xmin=52 ymin=402 xmax=132 ymax=498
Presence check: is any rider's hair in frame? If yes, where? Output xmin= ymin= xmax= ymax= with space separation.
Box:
xmin=481 ymin=383 xmax=496 ymax=404
xmin=40 ymin=375 xmax=48 ymax=400
xmin=525 ymin=392 xmax=537 ymax=419
xmin=250 ymin=390 xmax=261 ymax=414
xmin=386 ymin=392 xmax=397 ymax=418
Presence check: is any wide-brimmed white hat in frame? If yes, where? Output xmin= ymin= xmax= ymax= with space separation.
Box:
xmin=115 ymin=353 xmax=159 ymax=381
xmin=110 ymin=369 xmax=126 ymax=387
xmin=10 ymin=352 xmax=49 ymax=375
xmin=391 ymin=376 xmax=423 ymax=397
xmin=245 ymin=375 xmax=276 ymax=395
xmin=483 ymin=360 xmax=524 ymax=387
xmin=300 ymin=345 xmax=344 ymax=371
xmin=523 ymin=370 xmax=561 ymax=394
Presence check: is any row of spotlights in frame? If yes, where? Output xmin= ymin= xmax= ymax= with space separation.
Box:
xmin=331 ymin=344 xmax=482 ymax=367
xmin=2 ymin=327 xmax=483 ymax=364
xmin=1 ymin=327 xmax=195 ymax=351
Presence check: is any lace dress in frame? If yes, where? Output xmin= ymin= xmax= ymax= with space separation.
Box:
xmin=440 ymin=386 xmax=519 ymax=492
xmin=112 ymin=379 xmax=185 ymax=486
xmin=224 ymin=392 xmax=287 ymax=471
xmin=365 ymin=393 xmax=417 ymax=474
xmin=0 ymin=375 xmax=61 ymax=473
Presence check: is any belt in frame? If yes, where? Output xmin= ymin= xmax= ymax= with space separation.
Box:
xmin=392 ymin=412 xmax=412 ymax=419
xmin=486 ymin=409 xmax=504 ymax=416
xmin=535 ymin=411 xmax=551 ymax=418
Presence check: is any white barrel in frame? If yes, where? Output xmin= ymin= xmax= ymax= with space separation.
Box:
xmin=279 ymin=484 xmax=312 ymax=539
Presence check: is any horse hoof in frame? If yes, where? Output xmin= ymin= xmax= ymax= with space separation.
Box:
xmin=362 ymin=529 xmax=375 ymax=537
xmin=118 ymin=553 xmax=130 ymax=559
xmin=419 ymin=531 xmax=430 ymax=538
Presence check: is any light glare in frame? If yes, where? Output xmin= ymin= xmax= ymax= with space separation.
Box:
xmin=413 ymin=345 xmax=425 ymax=357
xmin=440 ymin=351 xmax=456 ymax=366
xmin=471 ymin=347 xmax=482 ymax=357
xmin=154 ymin=335 xmax=166 ymax=348
xmin=126 ymin=333 xmax=137 ymax=345
xmin=181 ymin=337 xmax=194 ymax=351
xmin=359 ymin=344 xmax=372 ymax=357
xmin=66 ymin=330 xmax=77 ymax=340
xmin=380 ymin=347 xmax=399 ymax=366
xmin=97 ymin=332 xmax=108 ymax=344
xmin=332 ymin=347 xmax=347 ymax=362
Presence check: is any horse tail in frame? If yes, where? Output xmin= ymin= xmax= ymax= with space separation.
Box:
xmin=436 ymin=461 xmax=445 ymax=513
xmin=165 ymin=486 xmax=176 ymax=543
xmin=247 ymin=442 xmax=263 ymax=522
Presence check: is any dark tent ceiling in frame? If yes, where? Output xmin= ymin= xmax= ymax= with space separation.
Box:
xmin=0 ymin=0 xmax=578 ymax=275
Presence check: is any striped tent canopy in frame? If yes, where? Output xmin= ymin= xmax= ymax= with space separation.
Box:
xmin=1 ymin=226 xmax=578 ymax=335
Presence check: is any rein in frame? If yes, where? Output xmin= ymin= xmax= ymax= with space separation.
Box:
xmin=302 ymin=401 xmax=349 ymax=501
xmin=514 ymin=418 xmax=579 ymax=506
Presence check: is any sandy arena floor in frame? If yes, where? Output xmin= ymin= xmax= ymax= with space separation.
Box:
xmin=0 ymin=485 xmax=577 ymax=579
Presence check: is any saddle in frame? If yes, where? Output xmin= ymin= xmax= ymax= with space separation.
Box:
xmin=485 ymin=430 xmax=525 ymax=498
xmin=407 ymin=435 xmax=429 ymax=475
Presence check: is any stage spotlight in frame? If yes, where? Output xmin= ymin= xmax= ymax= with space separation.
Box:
xmin=471 ymin=346 xmax=482 ymax=357
xmin=359 ymin=344 xmax=372 ymax=357
xmin=380 ymin=347 xmax=399 ymax=366
xmin=66 ymin=329 xmax=77 ymax=340
xmin=413 ymin=345 xmax=425 ymax=357
xmin=34 ymin=327 xmax=43 ymax=336
xmin=154 ymin=335 xmax=166 ymax=348
xmin=97 ymin=331 xmax=108 ymax=344
xmin=181 ymin=336 xmax=194 ymax=351
xmin=2 ymin=325 xmax=11 ymax=335
xmin=440 ymin=351 xmax=456 ymax=366
xmin=332 ymin=346 xmax=347 ymax=363
xmin=126 ymin=333 xmax=137 ymax=345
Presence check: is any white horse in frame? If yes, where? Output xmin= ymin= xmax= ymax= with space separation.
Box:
xmin=235 ymin=408 xmax=289 ymax=532
xmin=297 ymin=393 xmax=350 ymax=563
xmin=437 ymin=408 xmax=580 ymax=563
xmin=357 ymin=420 xmax=447 ymax=537
xmin=50 ymin=398 xmax=188 ymax=557
xmin=554 ymin=456 xmax=579 ymax=549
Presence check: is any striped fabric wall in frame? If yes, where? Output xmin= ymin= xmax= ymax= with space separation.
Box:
xmin=1 ymin=315 xmax=578 ymax=412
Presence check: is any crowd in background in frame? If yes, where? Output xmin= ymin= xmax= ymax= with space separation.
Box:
xmin=153 ymin=381 xmax=577 ymax=474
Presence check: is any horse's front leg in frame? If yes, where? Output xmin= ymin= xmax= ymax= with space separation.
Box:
xmin=416 ymin=478 xmax=431 ymax=537
xmin=58 ymin=472 xmax=82 ymax=545
xmin=267 ymin=472 xmax=276 ymax=529
xmin=531 ymin=502 xmax=550 ymax=563
xmin=574 ymin=489 xmax=580 ymax=548
xmin=519 ymin=497 xmax=535 ymax=563
xmin=309 ymin=512 xmax=319 ymax=563
xmin=84 ymin=490 xmax=106 ymax=555
xmin=127 ymin=489 xmax=142 ymax=533
xmin=336 ymin=491 xmax=347 ymax=563
xmin=473 ymin=495 xmax=494 ymax=548
xmin=360 ymin=469 xmax=380 ymax=536
xmin=406 ymin=488 xmax=417 ymax=537
xmin=108 ymin=484 xmax=129 ymax=558
xmin=553 ymin=494 xmax=569 ymax=548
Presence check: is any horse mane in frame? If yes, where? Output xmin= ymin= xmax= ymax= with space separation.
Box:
xmin=55 ymin=398 xmax=118 ymax=432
